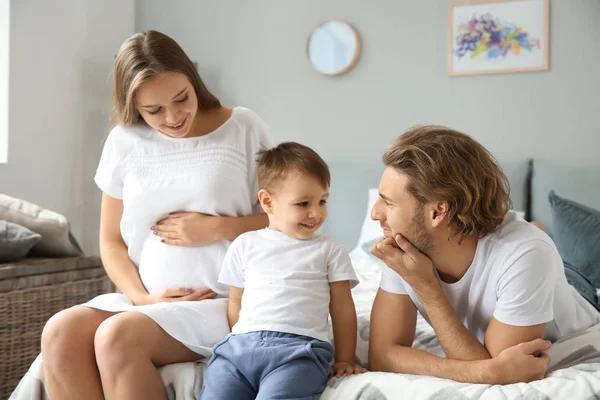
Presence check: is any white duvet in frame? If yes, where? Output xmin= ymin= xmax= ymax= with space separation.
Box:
xmin=320 ymin=254 xmax=600 ymax=399
xmin=10 ymin=254 xmax=600 ymax=400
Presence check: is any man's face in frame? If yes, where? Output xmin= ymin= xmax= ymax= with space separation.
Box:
xmin=370 ymin=167 xmax=435 ymax=257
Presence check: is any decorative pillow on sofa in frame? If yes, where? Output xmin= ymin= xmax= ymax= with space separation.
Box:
xmin=549 ymin=190 xmax=600 ymax=288
xmin=0 ymin=194 xmax=82 ymax=257
xmin=0 ymin=220 xmax=42 ymax=262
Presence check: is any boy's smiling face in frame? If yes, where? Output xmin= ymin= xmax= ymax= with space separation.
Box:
xmin=259 ymin=172 xmax=329 ymax=240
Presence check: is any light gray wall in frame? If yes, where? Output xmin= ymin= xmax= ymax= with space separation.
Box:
xmin=0 ymin=0 xmax=8 ymax=163
xmin=136 ymin=0 xmax=600 ymax=168
xmin=0 ymin=0 xmax=135 ymax=255
xmin=5 ymin=1 xmax=592 ymax=256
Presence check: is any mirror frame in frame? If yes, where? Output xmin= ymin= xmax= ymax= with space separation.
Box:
xmin=305 ymin=19 xmax=361 ymax=77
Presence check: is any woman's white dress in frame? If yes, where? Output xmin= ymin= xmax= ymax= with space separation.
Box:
xmin=87 ymin=107 xmax=271 ymax=357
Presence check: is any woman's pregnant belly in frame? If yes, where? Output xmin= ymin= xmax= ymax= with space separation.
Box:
xmin=137 ymin=233 xmax=230 ymax=296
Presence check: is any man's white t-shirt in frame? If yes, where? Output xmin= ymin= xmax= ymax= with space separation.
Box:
xmin=380 ymin=211 xmax=600 ymax=342
xmin=219 ymin=228 xmax=359 ymax=342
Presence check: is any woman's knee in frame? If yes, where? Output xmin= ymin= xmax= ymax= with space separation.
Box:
xmin=41 ymin=306 xmax=105 ymax=370
xmin=94 ymin=312 xmax=145 ymax=369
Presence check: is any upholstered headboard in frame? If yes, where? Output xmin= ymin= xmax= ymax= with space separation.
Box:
xmin=320 ymin=160 xmax=384 ymax=251
xmin=531 ymin=160 xmax=600 ymax=235
xmin=321 ymin=158 xmax=532 ymax=250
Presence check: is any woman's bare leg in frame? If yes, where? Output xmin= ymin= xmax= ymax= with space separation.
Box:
xmin=94 ymin=311 xmax=202 ymax=400
xmin=41 ymin=306 xmax=118 ymax=400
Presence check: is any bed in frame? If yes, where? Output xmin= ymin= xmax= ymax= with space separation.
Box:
xmin=320 ymin=252 xmax=600 ymax=400
xmin=10 ymin=158 xmax=600 ymax=399
xmin=11 ymin=251 xmax=600 ymax=400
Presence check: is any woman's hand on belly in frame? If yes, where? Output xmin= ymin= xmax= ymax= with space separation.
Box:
xmin=134 ymin=287 xmax=217 ymax=305
xmin=152 ymin=212 xmax=222 ymax=247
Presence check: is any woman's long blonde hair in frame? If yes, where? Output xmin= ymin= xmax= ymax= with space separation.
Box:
xmin=112 ymin=30 xmax=220 ymax=126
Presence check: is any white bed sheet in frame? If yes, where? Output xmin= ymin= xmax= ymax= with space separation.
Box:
xmin=320 ymin=253 xmax=600 ymax=400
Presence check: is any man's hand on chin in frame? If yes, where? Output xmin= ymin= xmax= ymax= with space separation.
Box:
xmin=370 ymin=234 xmax=437 ymax=291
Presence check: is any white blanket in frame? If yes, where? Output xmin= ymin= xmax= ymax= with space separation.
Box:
xmin=10 ymin=356 xmax=206 ymax=400
xmin=10 ymin=254 xmax=600 ymax=400
xmin=320 ymin=254 xmax=600 ymax=399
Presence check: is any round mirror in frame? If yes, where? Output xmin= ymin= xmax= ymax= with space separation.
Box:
xmin=306 ymin=20 xmax=361 ymax=76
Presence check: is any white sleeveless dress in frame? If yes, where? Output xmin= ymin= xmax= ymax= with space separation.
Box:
xmin=86 ymin=107 xmax=272 ymax=357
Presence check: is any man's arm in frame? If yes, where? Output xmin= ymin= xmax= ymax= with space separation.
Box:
xmin=416 ymin=283 xmax=491 ymax=360
xmin=369 ymin=289 xmax=417 ymax=355
xmin=373 ymin=235 xmax=548 ymax=361
xmin=416 ymin=283 xmax=547 ymax=360
xmin=485 ymin=318 xmax=547 ymax=357
xmin=370 ymin=288 xmax=485 ymax=379
xmin=369 ymin=289 xmax=551 ymax=384
xmin=371 ymin=237 xmax=490 ymax=360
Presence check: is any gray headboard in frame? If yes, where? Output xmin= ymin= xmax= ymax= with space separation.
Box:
xmin=320 ymin=160 xmax=384 ymax=250
xmin=321 ymin=158 xmax=532 ymax=251
xmin=531 ymin=160 xmax=600 ymax=234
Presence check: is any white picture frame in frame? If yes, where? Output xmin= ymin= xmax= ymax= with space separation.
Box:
xmin=448 ymin=0 xmax=550 ymax=76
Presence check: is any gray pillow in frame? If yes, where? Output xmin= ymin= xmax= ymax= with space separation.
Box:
xmin=0 ymin=194 xmax=82 ymax=257
xmin=549 ymin=190 xmax=600 ymax=288
xmin=0 ymin=220 xmax=42 ymax=262
xmin=532 ymin=160 xmax=600 ymax=234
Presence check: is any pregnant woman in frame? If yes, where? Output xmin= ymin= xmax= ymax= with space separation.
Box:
xmin=40 ymin=30 xmax=271 ymax=400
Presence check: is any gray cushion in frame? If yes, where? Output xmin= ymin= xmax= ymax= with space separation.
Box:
xmin=0 ymin=220 xmax=42 ymax=262
xmin=532 ymin=160 xmax=600 ymax=234
xmin=549 ymin=190 xmax=600 ymax=288
xmin=0 ymin=194 xmax=82 ymax=257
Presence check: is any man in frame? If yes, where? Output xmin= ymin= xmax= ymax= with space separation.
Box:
xmin=368 ymin=126 xmax=600 ymax=384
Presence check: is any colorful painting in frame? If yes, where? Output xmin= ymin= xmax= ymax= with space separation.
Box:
xmin=448 ymin=0 xmax=549 ymax=76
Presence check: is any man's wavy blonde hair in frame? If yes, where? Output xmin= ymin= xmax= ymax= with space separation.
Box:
xmin=383 ymin=125 xmax=511 ymax=240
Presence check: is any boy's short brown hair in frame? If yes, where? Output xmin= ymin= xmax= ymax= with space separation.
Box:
xmin=257 ymin=142 xmax=330 ymax=192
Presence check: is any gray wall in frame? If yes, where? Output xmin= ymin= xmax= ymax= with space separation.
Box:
xmin=3 ymin=1 xmax=596 ymax=256
xmin=136 ymin=0 xmax=600 ymax=167
xmin=0 ymin=0 xmax=135 ymax=255
xmin=0 ymin=0 xmax=8 ymax=163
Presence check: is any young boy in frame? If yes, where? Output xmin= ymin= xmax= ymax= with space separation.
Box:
xmin=199 ymin=142 xmax=365 ymax=400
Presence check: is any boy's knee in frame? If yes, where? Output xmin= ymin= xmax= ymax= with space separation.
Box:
xmin=202 ymin=356 xmax=256 ymax=399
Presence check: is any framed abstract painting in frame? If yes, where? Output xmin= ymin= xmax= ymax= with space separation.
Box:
xmin=448 ymin=0 xmax=549 ymax=76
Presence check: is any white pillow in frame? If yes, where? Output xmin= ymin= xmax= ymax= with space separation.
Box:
xmin=514 ymin=210 xmax=526 ymax=220
xmin=0 ymin=194 xmax=82 ymax=257
xmin=350 ymin=188 xmax=382 ymax=256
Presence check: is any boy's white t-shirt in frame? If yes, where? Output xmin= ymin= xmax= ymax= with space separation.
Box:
xmin=380 ymin=211 xmax=600 ymax=342
xmin=219 ymin=228 xmax=359 ymax=342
